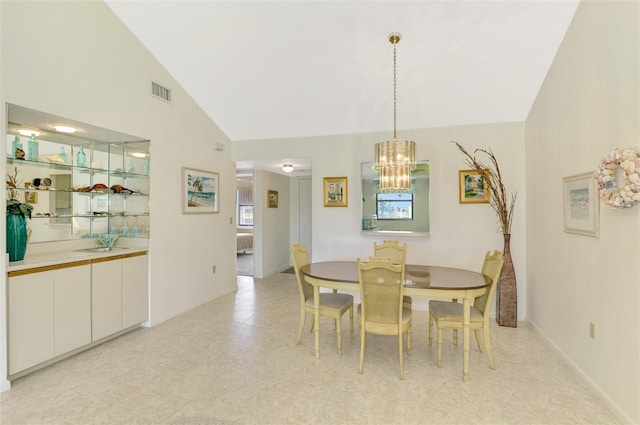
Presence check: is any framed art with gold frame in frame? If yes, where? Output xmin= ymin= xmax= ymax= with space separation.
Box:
xmin=459 ymin=169 xmax=489 ymax=204
xmin=267 ymin=190 xmax=279 ymax=208
xmin=324 ymin=176 xmax=348 ymax=207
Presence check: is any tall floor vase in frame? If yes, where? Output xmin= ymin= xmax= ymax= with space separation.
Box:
xmin=496 ymin=233 xmax=517 ymax=327
xmin=7 ymin=214 xmax=28 ymax=262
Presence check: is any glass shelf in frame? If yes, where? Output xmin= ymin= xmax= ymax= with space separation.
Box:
xmin=6 ymin=104 xmax=150 ymax=244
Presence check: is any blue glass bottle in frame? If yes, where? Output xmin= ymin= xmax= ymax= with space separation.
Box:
xmin=11 ymin=135 xmax=22 ymax=159
xmin=77 ymin=146 xmax=87 ymax=167
xmin=27 ymin=135 xmax=38 ymax=161
xmin=59 ymin=147 xmax=68 ymax=164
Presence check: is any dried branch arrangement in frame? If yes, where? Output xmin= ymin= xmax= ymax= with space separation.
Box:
xmin=453 ymin=141 xmax=517 ymax=234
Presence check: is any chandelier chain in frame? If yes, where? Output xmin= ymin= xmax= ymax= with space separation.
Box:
xmin=393 ymin=42 xmax=397 ymax=139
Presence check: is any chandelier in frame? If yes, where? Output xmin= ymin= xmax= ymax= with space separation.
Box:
xmin=375 ymin=32 xmax=416 ymax=193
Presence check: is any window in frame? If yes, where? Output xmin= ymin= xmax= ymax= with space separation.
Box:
xmin=376 ymin=192 xmax=413 ymax=220
xmin=237 ymin=188 xmax=253 ymax=226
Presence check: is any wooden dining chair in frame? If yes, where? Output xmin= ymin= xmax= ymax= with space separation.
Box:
xmin=357 ymin=257 xmax=411 ymax=380
xmin=428 ymin=250 xmax=504 ymax=369
xmin=290 ymin=243 xmax=354 ymax=355
xmin=373 ymin=240 xmax=412 ymax=309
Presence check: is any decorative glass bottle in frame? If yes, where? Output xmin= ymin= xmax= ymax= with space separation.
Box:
xmin=77 ymin=146 xmax=87 ymax=167
xmin=11 ymin=135 xmax=23 ymax=159
xmin=59 ymin=147 xmax=68 ymax=164
xmin=27 ymin=135 xmax=39 ymax=161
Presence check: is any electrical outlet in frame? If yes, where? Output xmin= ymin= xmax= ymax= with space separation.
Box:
xmin=589 ymin=321 xmax=595 ymax=339
xmin=212 ymin=265 xmax=216 ymax=274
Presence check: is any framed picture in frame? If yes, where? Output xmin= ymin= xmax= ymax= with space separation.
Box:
xmin=459 ymin=169 xmax=490 ymax=204
xmin=24 ymin=190 xmax=37 ymax=204
xmin=563 ymin=172 xmax=599 ymax=237
xmin=324 ymin=176 xmax=348 ymax=207
xmin=267 ymin=190 xmax=279 ymax=208
xmin=182 ymin=167 xmax=219 ymax=214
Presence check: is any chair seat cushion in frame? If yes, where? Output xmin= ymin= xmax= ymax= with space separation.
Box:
xmin=305 ymin=293 xmax=353 ymax=310
xmin=429 ymin=300 xmax=483 ymax=323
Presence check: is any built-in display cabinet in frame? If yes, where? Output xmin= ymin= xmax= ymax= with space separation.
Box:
xmin=6 ymin=104 xmax=150 ymax=244
xmin=5 ymin=104 xmax=151 ymax=379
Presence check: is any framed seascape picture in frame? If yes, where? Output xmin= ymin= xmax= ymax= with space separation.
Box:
xmin=324 ymin=176 xmax=348 ymax=207
xmin=563 ymin=172 xmax=599 ymax=237
xmin=182 ymin=167 xmax=219 ymax=214
xmin=267 ymin=190 xmax=279 ymax=208
xmin=459 ymin=169 xmax=489 ymax=204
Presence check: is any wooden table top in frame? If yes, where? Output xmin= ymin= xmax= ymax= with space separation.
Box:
xmin=301 ymin=261 xmax=490 ymax=290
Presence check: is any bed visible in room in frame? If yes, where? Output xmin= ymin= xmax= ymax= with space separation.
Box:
xmin=237 ymin=227 xmax=253 ymax=252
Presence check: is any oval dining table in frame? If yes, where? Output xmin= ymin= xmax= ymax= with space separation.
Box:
xmin=300 ymin=261 xmax=492 ymax=381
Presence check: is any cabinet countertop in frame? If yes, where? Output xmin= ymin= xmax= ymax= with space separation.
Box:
xmin=7 ymin=247 xmax=148 ymax=273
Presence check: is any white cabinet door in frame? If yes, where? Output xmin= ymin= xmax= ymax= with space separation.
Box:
xmin=54 ymin=264 xmax=91 ymax=355
xmin=8 ymin=271 xmax=55 ymax=375
xmin=91 ymin=258 xmax=123 ymax=341
xmin=122 ymin=253 xmax=149 ymax=328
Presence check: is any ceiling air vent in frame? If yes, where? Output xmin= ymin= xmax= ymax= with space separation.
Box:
xmin=151 ymin=81 xmax=172 ymax=103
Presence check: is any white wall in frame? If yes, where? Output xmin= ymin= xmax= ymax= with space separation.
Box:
xmin=253 ymin=169 xmax=291 ymax=278
xmin=234 ymin=122 xmax=526 ymax=312
xmin=1 ymin=1 xmax=238 ymax=389
xmin=525 ymin=1 xmax=639 ymax=423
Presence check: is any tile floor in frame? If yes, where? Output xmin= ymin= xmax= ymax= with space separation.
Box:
xmin=0 ymin=273 xmax=622 ymax=425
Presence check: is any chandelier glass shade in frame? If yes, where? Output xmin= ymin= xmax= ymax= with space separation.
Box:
xmin=375 ymin=32 xmax=416 ymax=193
xmin=375 ymin=139 xmax=416 ymax=192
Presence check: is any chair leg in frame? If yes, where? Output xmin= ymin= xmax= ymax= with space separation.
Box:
xmin=309 ymin=315 xmax=315 ymax=333
xmin=474 ymin=329 xmax=484 ymax=352
xmin=453 ymin=329 xmax=458 ymax=345
xmin=336 ymin=316 xmax=343 ymax=355
xmin=359 ymin=328 xmax=366 ymax=374
xmin=437 ymin=325 xmax=443 ymax=368
xmin=349 ymin=306 xmax=354 ymax=337
xmin=398 ymin=333 xmax=404 ymax=380
xmin=407 ymin=327 xmax=412 ymax=355
xmin=428 ymin=312 xmax=433 ymax=346
xmin=297 ymin=309 xmax=306 ymax=344
xmin=484 ymin=327 xmax=496 ymax=370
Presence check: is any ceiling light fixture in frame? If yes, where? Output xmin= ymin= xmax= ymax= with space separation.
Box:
xmin=282 ymin=164 xmax=294 ymax=173
xmin=18 ymin=129 xmax=41 ymax=137
xmin=53 ymin=125 xmax=77 ymax=133
xmin=132 ymin=152 xmax=147 ymax=158
xmin=375 ymin=32 xmax=416 ymax=193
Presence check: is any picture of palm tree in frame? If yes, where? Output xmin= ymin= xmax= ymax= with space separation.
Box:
xmin=183 ymin=168 xmax=219 ymax=213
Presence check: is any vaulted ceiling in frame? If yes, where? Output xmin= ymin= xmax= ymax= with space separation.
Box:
xmin=106 ymin=0 xmax=580 ymax=145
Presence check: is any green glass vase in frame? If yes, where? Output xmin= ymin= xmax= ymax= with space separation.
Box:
xmin=7 ymin=214 xmax=28 ymax=262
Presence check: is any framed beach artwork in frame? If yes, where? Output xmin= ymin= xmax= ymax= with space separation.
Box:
xmin=459 ymin=169 xmax=490 ymax=204
xmin=267 ymin=190 xmax=278 ymax=208
xmin=324 ymin=176 xmax=348 ymax=207
xmin=182 ymin=167 xmax=219 ymax=214
xmin=563 ymin=172 xmax=599 ymax=237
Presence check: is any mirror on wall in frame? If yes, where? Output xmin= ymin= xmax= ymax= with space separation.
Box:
xmin=6 ymin=104 xmax=150 ymax=244
xmin=361 ymin=161 xmax=430 ymax=234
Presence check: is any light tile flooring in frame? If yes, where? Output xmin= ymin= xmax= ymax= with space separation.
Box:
xmin=1 ymin=273 xmax=621 ymax=425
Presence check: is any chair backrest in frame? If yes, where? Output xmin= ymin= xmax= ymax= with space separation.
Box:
xmin=357 ymin=257 xmax=405 ymax=326
xmin=373 ymin=240 xmax=407 ymax=265
xmin=475 ymin=250 xmax=505 ymax=316
xmin=290 ymin=243 xmax=313 ymax=302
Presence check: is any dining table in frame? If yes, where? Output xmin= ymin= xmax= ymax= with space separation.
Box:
xmin=300 ymin=261 xmax=492 ymax=381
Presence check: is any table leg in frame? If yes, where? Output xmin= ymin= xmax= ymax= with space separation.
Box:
xmin=462 ymin=296 xmax=471 ymax=382
xmin=314 ymin=285 xmax=320 ymax=358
